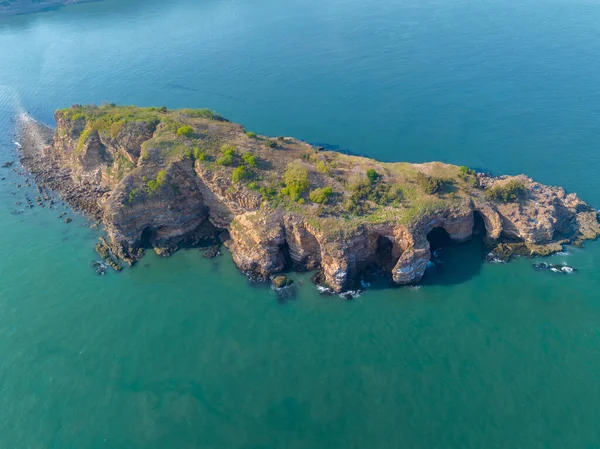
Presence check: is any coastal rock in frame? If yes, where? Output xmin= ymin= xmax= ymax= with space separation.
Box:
xmin=17 ymin=105 xmax=600 ymax=293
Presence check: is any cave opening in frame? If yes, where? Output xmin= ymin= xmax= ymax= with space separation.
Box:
xmin=426 ymin=226 xmax=452 ymax=252
xmin=423 ymin=213 xmax=487 ymax=286
xmin=472 ymin=211 xmax=486 ymax=237
xmin=278 ymin=241 xmax=294 ymax=272
xmin=139 ymin=227 xmax=154 ymax=249
xmin=376 ymin=235 xmax=396 ymax=272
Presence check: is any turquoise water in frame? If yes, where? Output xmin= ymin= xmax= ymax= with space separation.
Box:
xmin=2 ymin=0 xmax=600 ymax=447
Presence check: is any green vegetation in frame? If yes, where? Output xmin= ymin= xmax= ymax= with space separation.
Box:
xmin=127 ymin=188 xmax=141 ymax=204
xmin=264 ymin=140 xmax=277 ymax=149
xmin=366 ymin=169 xmax=379 ymax=184
xmin=179 ymin=108 xmax=222 ymax=121
xmin=246 ymin=131 xmax=257 ymax=138
xmin=281 ymin=162 xmax=310 ymax=201
xmin=192 ymin=146 xmax=206 ymax=161
xmin=232 ymin=166 xmax=252 ymax=183
xmin=146 ymin=170 xmax=167 ymax=194
xmin=315 ymin=159 xmax=332 ymax=175
xmin=415 ymin=172 xmax=449 ymax=194
xmin=242 ymin=152 xmax=257 ymax=167
xmin=176 ymin=125 xmax=194 ymax=137
xmin=485 ymin=180 xmax=526 ymax=203
xmin=217 ymin=145 xmax=237 ymax=166
xmin=309 ymin=187 xmax=333 ymax=204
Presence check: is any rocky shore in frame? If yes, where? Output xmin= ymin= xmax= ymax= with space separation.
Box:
xmin=16 ymin=105 xmax=600 ymax=292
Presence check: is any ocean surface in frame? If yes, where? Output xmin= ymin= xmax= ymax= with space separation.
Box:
xmin=1 ymin=0 xmax=600 ymax=447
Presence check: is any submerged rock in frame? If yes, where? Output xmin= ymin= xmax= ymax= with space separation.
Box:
xmin=91 ymin=260 xmax=107 ymax=276
xmin=203 ymin=244 xmax=221 ymax=259
xmin=533 ymin=262 xmax=576 ymax=274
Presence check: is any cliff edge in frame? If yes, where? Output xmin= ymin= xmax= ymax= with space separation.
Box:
xmin=18 ymin=105 xmax=600 ymax=291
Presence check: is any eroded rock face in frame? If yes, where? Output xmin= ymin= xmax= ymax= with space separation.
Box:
xmin=18 ymin=109 xmax=600 ymax=293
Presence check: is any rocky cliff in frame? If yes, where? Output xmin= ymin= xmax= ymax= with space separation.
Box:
xmin=18 ymin=105 xmax=600 ymax=292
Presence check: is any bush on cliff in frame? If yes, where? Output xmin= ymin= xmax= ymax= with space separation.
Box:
xmin=485 ymin=180 xmax=526 ymax=203
xmin=281 ymin=163 xmax=310 ymax=201
xmin=246 ymin=131 xmax=257 ymax=139
xmin=415 ymin=172 xmax=448 ymax=194
xmin=176 ymin=125 xmax=194 ymax=138
xmin=315 ymin=159 xmax=332 ymax=175
xmin=242 ymin=152 xmax=257 ymax=167
xmin=192 ymin=147 xmax=206 ymax=161
xmin=146 ymin=170 xmax=167 ymax=194
xmin=217 ymin=145 xmax=237 ymax=166
xmin=366 ymin=169 xmax=379 ymax=184
xmin=309 ymin=187 xmax=333 ymax=204
xmin=232 ymin=166 xmax=252 ymax=183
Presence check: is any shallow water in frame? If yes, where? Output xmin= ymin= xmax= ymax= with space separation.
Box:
xmin=1 ymin=0 xmax=600 ymax=447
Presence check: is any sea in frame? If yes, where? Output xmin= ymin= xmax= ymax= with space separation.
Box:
xmin=1 ymin=0 xmax=600 ymax=447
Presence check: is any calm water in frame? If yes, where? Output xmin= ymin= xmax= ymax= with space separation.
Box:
xmin=1 ymin=0 xmax=600 ymax=447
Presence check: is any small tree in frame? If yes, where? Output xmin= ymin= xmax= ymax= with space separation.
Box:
xmin=309 ymin=187 xmax=333 ymax=204
xmin=246 ymin=131 xmax=257 ymax=138
xmin=366 ymin=169 xmax=379 ymax=184
xmin=242 ymin=152 xmax=257 ymax=167
xmin=176 ymin=125 xmax=194 ymax=137
xmin=232 ymin=166 xmax=251 ymax=183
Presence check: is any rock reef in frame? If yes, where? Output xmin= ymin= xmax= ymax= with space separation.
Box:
xmin=17 ymin=105 xmax=600 ymax=291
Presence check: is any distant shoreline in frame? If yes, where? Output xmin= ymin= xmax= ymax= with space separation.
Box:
xmin=0 ymin=0 xmax=98 ymax=16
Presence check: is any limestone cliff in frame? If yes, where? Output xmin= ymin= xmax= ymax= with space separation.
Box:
xmin=18 ymin=105 xmax=600 ymax=292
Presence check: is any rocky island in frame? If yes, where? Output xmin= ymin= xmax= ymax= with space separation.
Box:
xmin=17 ymin=105 xmax=600 ymax=292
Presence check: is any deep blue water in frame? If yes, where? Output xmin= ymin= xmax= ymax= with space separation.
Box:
xmin=1 ymin=0 xmax=600 ymax=447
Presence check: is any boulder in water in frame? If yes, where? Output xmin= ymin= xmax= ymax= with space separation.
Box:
xmin=272 ymin=275 xmax=294 ymax=289
xmin=203 ymin=244 xmax=221 ymax=259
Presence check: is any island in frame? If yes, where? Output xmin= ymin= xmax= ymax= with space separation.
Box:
xmin=17 ymin=105 xmax=600 ymax=292
xmin=0 ymin=0 xmax=92 ymax=15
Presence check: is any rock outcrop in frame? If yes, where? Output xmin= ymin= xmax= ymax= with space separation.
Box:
xmin=18 ymin=105 xmax=600 ymax=292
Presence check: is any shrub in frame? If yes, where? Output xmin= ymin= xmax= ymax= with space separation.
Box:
xmin=217 ymin=154 xmax=234 ymax=166
xmin=343 ymin=197 xmax=369 ymax=216
xmin=315 ymin=159 xmax=331 ymax=175
xmin=192 ymin=147 xmax=206 ymax=161
xmin=281 ymin=162 xmax=310 ymax=200
xmin=459 ymin=166 xmax=474 ymax=176
xmin=260 ymin=186 xmax=277 ymax=201
xmin=366 ymin=169 xmax=379 ymax=184
xmin=415 ymin=172 xmax=447 ymax=194
xmin=242 ymin=152 xmax=257 ymax=167
xmin=220 ymin=144 xmax=236 ymax=157
xmin=485 ymin=180 xmax=526 ymax=203
xmin=232 ymin=166 xmax=251 ymax=183
xmin=298 ymin=198 xmax=305 ymax=204
xmin=246 ymin=131 xmax=257 ymax=138
xmin=176 ymin=125 xmax=194 ymax=137
xmin=264 ymin=140 xmax=277 ymax=149
xmin=217 ymin=145 xmax=237 ymax=166
xmin=146 ymin=170 xmax=167 ymax=194
xmin=309 ymin=187 xmax=333 ymax=204
xmin=158 ymin=106 xmax=168 ymax=113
